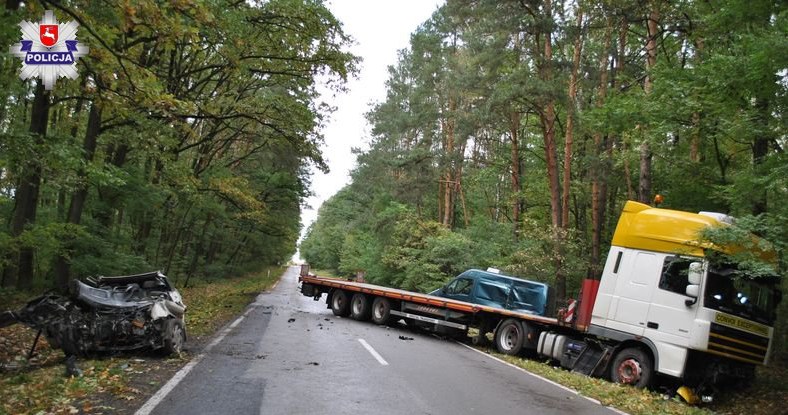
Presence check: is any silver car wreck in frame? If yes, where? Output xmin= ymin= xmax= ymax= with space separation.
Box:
xmin=0 ymin=271 xmax=187 ymax=356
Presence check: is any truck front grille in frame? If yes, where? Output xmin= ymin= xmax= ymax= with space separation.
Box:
xmin=708 ymin=323 xmax=769 ymax=365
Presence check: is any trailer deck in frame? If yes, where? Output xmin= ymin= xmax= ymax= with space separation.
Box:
xmin=299 ymin=274 xmax=560 ymax=326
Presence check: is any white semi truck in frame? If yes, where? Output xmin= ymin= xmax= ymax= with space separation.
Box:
xmin=300 ymin=201 xmax=782 ymax=401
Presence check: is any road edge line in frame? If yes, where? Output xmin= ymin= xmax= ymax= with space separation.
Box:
xmin=457 ymin=343 xmax=629 ymax=415
xmin=134 ymin=311 xmax=251 ymax=415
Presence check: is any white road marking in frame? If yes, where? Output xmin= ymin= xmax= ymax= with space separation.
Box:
xmin=358 ymin=338 xmax=389 ymax=366
xmin=135 ymin=309 xmax=253 ymax=415
xmin=458 ymin=343 xmax=629 ymax=415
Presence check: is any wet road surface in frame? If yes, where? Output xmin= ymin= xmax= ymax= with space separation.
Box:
xmin=143 ymin=267 xmax=623 ymax=415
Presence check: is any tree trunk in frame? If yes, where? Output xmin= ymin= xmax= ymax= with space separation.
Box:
xmin=135 ymin=158 xmax=164 ymax=255
xmin=563 ymin=7 xmax=583 ymax=231
xmin=540 ymin=0 xmax=565 ymax=302
xmin=96 ymin=143 xmax=129 ymax=230
xmin=54 ymin=103 xmax=101 ymax=291
xmin=3 ymin=84 xmax=50 ymax=289
xmin=752 ymin=98 xmax=770 ymax=215
xmin=187 ymin=215 xmax=213 ymax=279
xmin=510 ymin=110 xmax=522 ymax=238
xmin=590 ymin=18 xmax=612 ymax=279
xmin=509 ymin=32 xmax=524 ymax=238
xmin=638 ymin=6 xmax=659 ymax=205
xmin=441 ymin=97 xmax=457 ymax=228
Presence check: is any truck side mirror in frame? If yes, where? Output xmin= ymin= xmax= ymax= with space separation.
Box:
xmin=688 ymin=262 xmax=703 ymax=285
xmin=685 ymin=285 xmax=699 ymax=298
xmin=685 ymin=262 xmax=703 ymax=306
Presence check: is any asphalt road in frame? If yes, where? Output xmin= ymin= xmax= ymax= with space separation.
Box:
xmin=141 ymin=267 xmax=623 ymax=415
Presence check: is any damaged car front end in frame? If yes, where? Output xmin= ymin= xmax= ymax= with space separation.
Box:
xmin=0 ymin=271 xmax=187 ymax=356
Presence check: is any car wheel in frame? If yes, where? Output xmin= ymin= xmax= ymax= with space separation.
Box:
xmin=162 ymin=318 xmax=186 ymax=355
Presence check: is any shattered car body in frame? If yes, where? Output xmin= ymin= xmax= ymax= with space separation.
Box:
xmin=0 ymin=271 xmax=187 ymax=356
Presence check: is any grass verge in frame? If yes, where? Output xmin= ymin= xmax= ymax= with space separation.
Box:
xmin=0 ymin=267 xmax=284 ymax=415
xmin=181 ymin=267 xmax=284 ymax=337
xmin=473 ymin=345 xmax=786 ymax=415
xmin=481 ymin=349 xmax=710 ymax=415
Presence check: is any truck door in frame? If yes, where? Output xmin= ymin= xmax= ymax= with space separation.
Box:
xmin=645 ymin=256 xmax=697 ymax=344
xmin=609 ymin=250 xmax=660 ymax=336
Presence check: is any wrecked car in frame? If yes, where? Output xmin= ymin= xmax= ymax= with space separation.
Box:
xmin=0 ymin=271 xmax=186 ymax=356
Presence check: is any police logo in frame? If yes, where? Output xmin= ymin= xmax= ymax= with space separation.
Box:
xmin=9 ymin=10 xmax=89 ymax=90
xmin=39 ymin=24 xmax=58 ymax=47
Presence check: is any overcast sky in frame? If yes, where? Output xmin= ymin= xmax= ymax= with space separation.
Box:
xmin=294 ymin=0 xmax=445 ymax=262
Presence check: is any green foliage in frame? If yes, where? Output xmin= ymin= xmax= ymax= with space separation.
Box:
xmin=507 ymin=221 xmax=588 ymax=295
xmin=0 ymin=1 xmax=357 ymax=288
xmin=380 ymin=211 xmax=453 ymax=291
xmin=699 ymin=215 xmax=783 ymax=278
xmin=301 ymin=2 xmax=786 ymax=360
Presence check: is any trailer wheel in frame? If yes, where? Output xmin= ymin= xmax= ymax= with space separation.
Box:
xmin=495 ymin=319 xmax=524 ymax=355
xmin=610 ymin=347 xmax=653 ymax=388
xmin=350 ymin=293 xmax=371 ymax=321
xmin=371 ymin=297 xmax=392 ymax=325
xmin=330 ymin=290 xmax=351 ymax=317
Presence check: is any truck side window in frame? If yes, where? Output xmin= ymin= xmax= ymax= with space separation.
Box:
xmin=659 ymin=257 xmax=692 ymax=295
xmin=446 ymin=278 xmax=473 ymax=295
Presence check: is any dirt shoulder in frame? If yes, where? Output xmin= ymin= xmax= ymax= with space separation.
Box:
xmin=0 ymin=268 xmax=283 ymax=415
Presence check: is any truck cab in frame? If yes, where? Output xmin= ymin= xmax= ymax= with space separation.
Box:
xmin=431 ymin=269 xmax=552 ymax=317
xmin=588 ymin=201 xmax=781 ymax=390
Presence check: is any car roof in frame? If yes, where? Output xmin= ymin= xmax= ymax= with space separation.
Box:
xmin=460 ymin=269 xmax=548 ymax=288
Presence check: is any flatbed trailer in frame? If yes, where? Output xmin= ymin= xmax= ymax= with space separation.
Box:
xmin=299 ymin=273 xmax=566 ymax=349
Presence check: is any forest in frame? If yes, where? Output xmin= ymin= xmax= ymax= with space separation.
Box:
xmin=0 ymin=0 xmax=357 ymax=290
xmin=299 ymin=0 xmax=787 ymax=354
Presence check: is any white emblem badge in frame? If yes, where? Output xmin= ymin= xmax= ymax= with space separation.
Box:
xmin=9 ymin=10 xmax=89 ymax=90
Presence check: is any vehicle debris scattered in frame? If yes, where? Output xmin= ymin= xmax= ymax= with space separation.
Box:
xmin=0 ymin=271 xmax=187 ymax=358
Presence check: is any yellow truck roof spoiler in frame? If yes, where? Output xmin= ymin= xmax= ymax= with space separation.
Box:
xmin=611 ymin=201 xmax=775 ymax=262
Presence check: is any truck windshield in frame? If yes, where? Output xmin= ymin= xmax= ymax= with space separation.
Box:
xmin=703 ymin=265 xmax=781 ymax=326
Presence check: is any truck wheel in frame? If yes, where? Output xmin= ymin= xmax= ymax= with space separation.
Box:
xmin=495 ymin=319 xmax=524 ymax=355
xmin=610 ymin=347 xmax=653 ymax=388
xmin=371 ymin=297 xmax=392 ymax=325
xmin=350 ymin=293 xmax=371 ymax=321
xmin=162 ymin=318 xmax=186 ymax=355
xmin=330 ymin=290 xmax=351 ymax=317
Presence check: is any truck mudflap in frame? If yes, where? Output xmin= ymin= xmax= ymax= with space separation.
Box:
xmin=300 ymin=282 xmax=319 ymax=299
